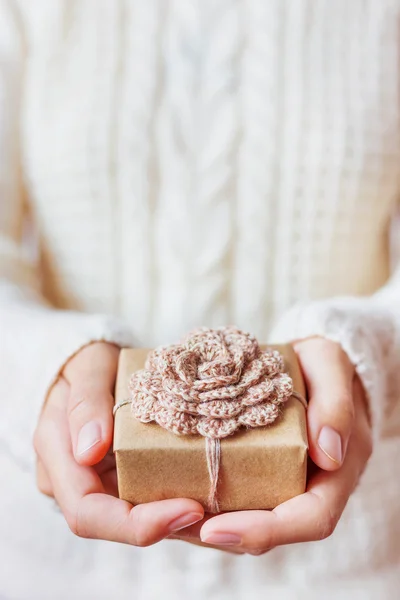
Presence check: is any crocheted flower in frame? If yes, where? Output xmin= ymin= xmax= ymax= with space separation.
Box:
xmin=129 ymin=326 xmax=293 ymax=439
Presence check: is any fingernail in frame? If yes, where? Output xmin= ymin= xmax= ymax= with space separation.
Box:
xmin=201 ymin=533 xmax=242 ymax=546
xmin=77 ymin=421 xmax=102 ymax=455
xmin=168 ymin=512 xmax=203 ymax=533
xmin=318 ymin=426 xmax=343 ymax=464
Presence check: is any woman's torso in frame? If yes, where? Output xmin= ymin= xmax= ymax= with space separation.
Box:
xmin=7 ymin=1 xmax=400 ymax=597
xmin=20 ymin=0 xmax=400 ymax=347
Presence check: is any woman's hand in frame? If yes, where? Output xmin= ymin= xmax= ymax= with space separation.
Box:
xmin=34 ymin=338 xmax=372 ymax=554
xmin=173 ymin=338 xmax=373 ymax=554
xmin=34 ymin=342 xmax=204 ymax=545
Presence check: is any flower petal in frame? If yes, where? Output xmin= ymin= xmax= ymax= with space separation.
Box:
xmin=155 ymin=408 xmax=198 ymax=436
xmin=240 ymin=377 xmax=275 ymax=406
xmin=197 ymin=417 xmax=239 ymax=439
xmin=131 ymin=392 xmax=157 ymax=423
xmin=157 ymin=390 xmax=199 ymax=414
xmin=196 ymin=399 xmax=243 ymax=418
xmin=238 ymin=403 xmax=281 ymax=428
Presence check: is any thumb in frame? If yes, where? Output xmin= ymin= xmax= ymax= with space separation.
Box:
xmin=63 ymin=343 xmax=120 ymax=466
xmin=294 ymin=338 xmax=355 ymax=471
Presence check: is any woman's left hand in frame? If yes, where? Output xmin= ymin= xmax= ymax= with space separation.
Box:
xmin=171 ymin=337 xmax=373 ymax=554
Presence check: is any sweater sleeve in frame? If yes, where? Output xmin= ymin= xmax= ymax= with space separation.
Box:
xmin=268 ymin=242 xmax=400 ymax=444
xmin=0 ymin=2 xmax=135 ymax=469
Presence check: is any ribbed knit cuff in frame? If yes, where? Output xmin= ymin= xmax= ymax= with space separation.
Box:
xmin=0 ymin=289 xmax=136 ymax=469
xmin=268 ymin=297 xmax=394 ymax=442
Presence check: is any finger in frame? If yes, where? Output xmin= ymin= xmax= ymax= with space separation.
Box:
xmin=74 ymin=496 xmax=204 ymax=546
xmin=168 ymin=515 xmax=248 ymax=554
xmin=200 ymin=379 xmax=371 ymax=554
xmin=39 ymin=377 xmax=204 ymax=545
xmin=169 ymin=514 xmax=213 ymax=539
xmin=64 ymin=343 xmax=119 ymax=465
xmin=34 ymin=377 xmax=65 ymax=498
xmin=294 ymin=338 xmax=355 ymax=470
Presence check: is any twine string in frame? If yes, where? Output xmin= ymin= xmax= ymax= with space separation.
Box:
xmin=205 ymin=437 xmax=221 ymax=513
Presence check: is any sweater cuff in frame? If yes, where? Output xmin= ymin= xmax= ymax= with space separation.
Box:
xmin=0 ymin=306 xmax=136 ymax=469
xmin=268 ymin=298 xmax=394 ymax=442
xmin=42 ymin=313 xmax=137 ymax=405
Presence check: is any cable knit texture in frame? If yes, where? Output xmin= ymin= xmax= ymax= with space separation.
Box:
xmin=0 ymin=1 xmax=400 ymax=598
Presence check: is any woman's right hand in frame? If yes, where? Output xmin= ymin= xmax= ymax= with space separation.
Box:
xmin=33 ymin=342 xmax=204 ymax=545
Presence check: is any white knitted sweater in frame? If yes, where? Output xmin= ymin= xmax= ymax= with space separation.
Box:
xmin=1 ymin=1 xmax=400 ymax=599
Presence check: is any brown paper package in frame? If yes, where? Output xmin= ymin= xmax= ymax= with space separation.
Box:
xmin=114 ymin=345 xmax=308 ymax=512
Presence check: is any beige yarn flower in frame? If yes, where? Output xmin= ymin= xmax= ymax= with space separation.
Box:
xmin=129 ymin=326 xmax=293 ymax=439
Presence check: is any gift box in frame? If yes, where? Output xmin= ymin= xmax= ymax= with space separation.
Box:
xmin=113 ymin=341 xmax=308 ymax=512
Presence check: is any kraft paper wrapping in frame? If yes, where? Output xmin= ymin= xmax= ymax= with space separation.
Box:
xmin=114 ymin=345 xmax=308 ymax=512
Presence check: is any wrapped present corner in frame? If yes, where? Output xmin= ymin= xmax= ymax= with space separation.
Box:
xmin=113 ymin=334 xmax=308 ymax=513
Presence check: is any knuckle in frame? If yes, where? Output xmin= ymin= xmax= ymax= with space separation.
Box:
xmin=67 ymin=522 xmax=81 ymax=537
xmin=36 ymin=476 xmax=53 ymax=498
xmin=65 ymin=512 xmax=79 ymax=537
xmin=33 ymin=420 xmax=50 ymax=456
xmin=132 ymin=532 xmax=151 ymax=547
xmin=68 ymin=388 xmax=111 ymax=423
xmin=37 ymin=481 xmax=47 ymax=495
xmin=128 ymin=505 xmax=153 ymax=547
xmin=309 ymin=491 xmax=340 ymax=541
xmin=246 ymin=546 xmax=271 ymax=556
xmin=131 ymin=526 xmax=151 ymax=548
xmin=318 ymin=509 xmax=338 ymax=540
xmin=67 ymin=394 xmax=92 ymax=420
xmin=66 ymin=505 xmax=89 ymax=539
